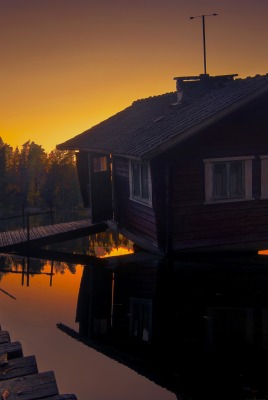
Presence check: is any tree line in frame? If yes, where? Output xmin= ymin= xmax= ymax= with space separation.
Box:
xmin=0 ymin=137 xmax=83 ymax=219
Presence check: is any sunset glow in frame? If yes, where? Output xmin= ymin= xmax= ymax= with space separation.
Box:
xmin=99 ymin=246 xmax=134 ymax=258
xmin=1 ymin=0 xmax=268 ymax=152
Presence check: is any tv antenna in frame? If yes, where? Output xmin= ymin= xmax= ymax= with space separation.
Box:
xmin=190 ymin=13 xmax=218 ymax=75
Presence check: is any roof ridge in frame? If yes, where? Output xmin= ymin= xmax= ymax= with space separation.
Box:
xmin=132 ymin=91 xmax=175 ymax=105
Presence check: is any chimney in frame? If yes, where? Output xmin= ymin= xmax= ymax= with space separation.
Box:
xmin=172 ymin=74 xmax=238 ymax=105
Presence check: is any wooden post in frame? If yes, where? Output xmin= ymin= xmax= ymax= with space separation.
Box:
xmin=27 ymin=257 xmax=30 ymax=287
xmin=50 ymin=205 xmax=54 ymax=225
xmin=26 ymin=213 xmax=30 ymax=241
xmin=22 ymin=205 xmax=25 ymax=230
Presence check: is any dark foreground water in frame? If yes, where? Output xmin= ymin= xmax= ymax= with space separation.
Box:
xmin=0 ymin=254 xmax=176 ymax=400
xmin=2 ymin=244 xmax=268 ymax=400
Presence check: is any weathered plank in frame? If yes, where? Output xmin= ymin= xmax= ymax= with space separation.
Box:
xmin=0 ymin=327 xmax=77 ymax=399
xmin=0 ymin=355 xmax=38 ymax=381
xmin=0 ymin=331 xmax=10 ymax=345
xmin=0 ymin=371 xmax=59 ymax=399
xmin=0 ymin=342 xmax=23 ymax=359
xmin=0 ymin=219 xmax=108 ymax=252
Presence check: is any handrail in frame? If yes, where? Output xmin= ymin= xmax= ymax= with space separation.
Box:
xmin=0 ymin=208 xmax=54 ymax=236
xmin=0 ymin=214 xmax=24 ymax=221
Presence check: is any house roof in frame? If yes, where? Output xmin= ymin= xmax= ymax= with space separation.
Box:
xmin=57 ymin=73 xmax=268 ymax=160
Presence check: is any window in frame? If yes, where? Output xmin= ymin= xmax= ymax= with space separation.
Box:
xmin=93 ymin=156 xmax=108 ymax=172
xmin=204 ymin=156 xmax=254 ymax=203
xmin=213 ymin=161 xmax=244 ymax=199
xmin=129 ymin=160 xmax=152 ymax=205
xmin=130 ymin=298 xmax=152 ymax=342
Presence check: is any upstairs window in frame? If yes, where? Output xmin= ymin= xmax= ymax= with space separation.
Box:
xmin=129 ymin=160 xmax=152 ymax=206
xmin=204 ymin=156 xmax=254 ymax=203
xmin=213 ymin=161 xmax=244 ymax=199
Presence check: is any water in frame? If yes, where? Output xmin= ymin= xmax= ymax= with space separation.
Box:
xmin=0 ymin=249 xmax=176 ymax=400
xmin=2 ymin=246 xmax=268 ymax=399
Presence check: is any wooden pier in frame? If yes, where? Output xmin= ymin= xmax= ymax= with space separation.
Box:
xmin=0 ymin=219 xmax=108 ymax=253
xmin=0 ymin=326 xmax=77 ymax=399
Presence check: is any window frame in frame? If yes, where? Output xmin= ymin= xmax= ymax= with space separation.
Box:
xmin=129 ymin=298 xmax=153 ymax=343
xmin=203 ymin=156 xmax=254 ymax=204
xmin=92 ymin=156 xmax=108 ymax=173
xmin=260 ymin=155 xmax=268 ymax=199
xmin=129 ymin=160 xmax=152 ymax=206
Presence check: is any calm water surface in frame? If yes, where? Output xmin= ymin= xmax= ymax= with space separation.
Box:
xmin=3 ymin=241 xmax=268 ymax=400
xmin=0 ymin=255 xmax=176 ymax=400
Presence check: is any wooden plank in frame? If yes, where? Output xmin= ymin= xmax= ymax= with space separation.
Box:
xmin=0 ymin=342 xmax=23 ymax=359
xmin=0 ymin=371 xmax=59 ymax=399
xmin=1 ymin=233 xmax=10 ymax=246
xmin=11 ymin=230 xmax=21 ymax=244
xmin=7 ymin=232 xmax=13 ymax=246
xmin=0 ymin=356 xmax=38 ymax=381
xmin=0 ymin=331 xmax=10 ymax=344
xmin=28 ymin=229 xmax=37 ymax=240
xmin=0 ymin=219 xmax=106 ymax=252
xmin=35 ymin=227 xmax=47 ymax=238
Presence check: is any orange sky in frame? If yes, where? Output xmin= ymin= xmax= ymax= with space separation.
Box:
xmin=1 ymin=0 xmax=268 ymax=152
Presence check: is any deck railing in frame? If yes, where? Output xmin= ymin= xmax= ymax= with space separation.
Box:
xmin=0 ymin=208 xmax=54 ymax=234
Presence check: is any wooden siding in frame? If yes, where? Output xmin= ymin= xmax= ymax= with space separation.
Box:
xmin=113 ymin=157 xmax=158 ymax=247
xmin=166 ymin=94 xmax=268 ymax=251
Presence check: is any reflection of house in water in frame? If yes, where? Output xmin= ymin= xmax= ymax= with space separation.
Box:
xmin=58 ymin=254 xmax=268 ymax=399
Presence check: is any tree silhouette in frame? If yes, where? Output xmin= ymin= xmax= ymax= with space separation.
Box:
xmin=0 ymin=137 xmax=83 ymax=223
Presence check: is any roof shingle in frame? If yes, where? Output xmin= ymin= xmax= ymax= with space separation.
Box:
xmin=57 ymin=74 xmax=268 ymax=160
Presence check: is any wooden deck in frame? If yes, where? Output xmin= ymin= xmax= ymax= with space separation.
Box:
xmin=0 ymin=327 xmax=77 ymax=399
xmin=0 ymin=219 xmax=108 ymax=253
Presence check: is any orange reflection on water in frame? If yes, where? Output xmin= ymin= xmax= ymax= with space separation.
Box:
xmin=99 ymin=246 xmax=134 ymax=258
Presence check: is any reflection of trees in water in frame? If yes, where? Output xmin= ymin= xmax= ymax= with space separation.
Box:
xmin=0 ymin=230 xmax=132 ymax=282
xmin=88 ymin=230 xmax=133 ymax=257
xmin=0 ymin=272 xmax=6 ymax=282
xmin=53 ymin=262 xmax=76 ymax=275
xmin=0 ymin=255 xmax=76 ymax=279
xmin=48 ymin=229 xmax=134 ymax=258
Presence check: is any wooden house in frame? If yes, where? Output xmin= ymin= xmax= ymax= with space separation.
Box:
xmin=57 ymin=73 xmax=268 ymax=254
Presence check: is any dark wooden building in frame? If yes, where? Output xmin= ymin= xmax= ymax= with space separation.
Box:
xmin=57 ymin=73 xmax=268 ymax=254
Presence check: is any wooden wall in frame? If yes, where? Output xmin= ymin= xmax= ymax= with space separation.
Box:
xmin=113 ymin=157 xmax=158 ymax=248
xmin=164 ymin=93 xmax=268 ymax=251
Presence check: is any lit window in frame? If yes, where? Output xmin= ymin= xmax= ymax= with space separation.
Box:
xmin=129 ymin=160 xmax=152 ymax=205
xmin=93 ymin=156 xmax=108 ymax=172
xmin=204 ymin=156 xmax=254 ymax=203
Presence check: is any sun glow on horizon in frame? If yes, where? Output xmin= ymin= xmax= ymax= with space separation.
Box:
xmin=1 ymin=1 xmax=268 ymax=153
